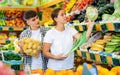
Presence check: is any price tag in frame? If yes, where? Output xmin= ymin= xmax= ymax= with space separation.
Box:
xmin=6 ymin=40 xmax=10 ymax=44
xmin=113 ymin=22 xmax=120 ymax=32
xmin=100 ymin=55 xmax=108 ymax=64
xmin=100 ymin=23 xmax=108 ymax=33
xmin=23 ymin=28 xmax=27 ymax=30
xmin=92 ymin=25 xmax=97 ymax=32
xmin=0 ymin=27 xmax=3 ymax=31
xmin=82 ymin=25 xmax=87 ymax=31
xmin=11 ymin=65 xmax=20 ymax=70
xmin=75 ymin=26 xmax=80 ymax=31
xmin=112 ymin=58 xmax=120 ymax=66
xmin=81 ymin=51 xmax=87 ymax=58
xmin=38 ymin=11 xmax=43 ymax=21
xmin=90 ymin=53 xmax=96 ymax=61
xmin=9 ymin=27 xmax=14 ymax=31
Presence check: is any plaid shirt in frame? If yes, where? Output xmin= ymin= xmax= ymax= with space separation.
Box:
xmin=19 ymin=26 xmax=49 ymax=71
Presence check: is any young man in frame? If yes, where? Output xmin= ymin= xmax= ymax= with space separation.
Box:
xmin=18 ymin=10 xmax=48 ymax=70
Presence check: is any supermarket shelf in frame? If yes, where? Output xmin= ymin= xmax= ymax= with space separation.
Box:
xmin=38 ymin=0 xmax=64 ymax=9
xmin=0 ymin=27 xmax=27 ymax=31
xmin=0 ymin=6 xmax=37 ymax=11
xmin=77 ymin=50 xmax=120 ymax=66
xmin=46 ymin=21 xmax=120 ymax=32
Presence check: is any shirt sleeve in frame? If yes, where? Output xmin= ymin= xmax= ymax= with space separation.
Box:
xmin=70 ymin=27 xmax=78 ymax=36
xmin=43 ymin=31 xmax=53 ymax=43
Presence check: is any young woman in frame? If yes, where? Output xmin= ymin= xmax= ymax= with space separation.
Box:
xmin=18 ymin=10 xmax=48 ymax=70
xmin=43 ymin=8 xmax=94 ymax=71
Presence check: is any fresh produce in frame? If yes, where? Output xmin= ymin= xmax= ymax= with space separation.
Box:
xmin=105 ymin=35 xmax=120 ymax=53
xmin=102 ymin=0 xmax=120 ymax=21
xmin=66 ymin=31 xmax=87 ymax=55
xmin=86 ymin=6 xmax=98 ymax=21
xmin=20 ymin=37 xmax=41 ymax=57
xmin=0 ymin=43 xmax=15 ymax=51
xmin=3 ymin=52 xmax=21 ymax=61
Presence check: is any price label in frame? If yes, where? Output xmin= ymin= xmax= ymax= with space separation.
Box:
xmin=81 ymin=51 xmax=87 ymax=58
xmin=11 ymin=65 xmax=20 ymax=70
xmin=23 ymin=27 xmax=27 ymax=31
xmin=9 ymin=27 xmax=14 ymax=31
xmin=38 ymin=11 xmax=43 ymax=21
xmin=100 ymin=55 xmax=108 ymax=64
xmin=0 ymin=27 xmax=3 ymax=31
xmin=90 ymin=53 xmax=96 ymax=61
xmin=100 ymin=23 xmax=108 ymax=33
xmin=112 ymin=58 xmax=120 ymax=66
xmin=92 ymin=25 xmax=97 ymax=32
xmin=113 ymin=23 xmax=120 ymax=32
xmin=75 ymin=26 xmax=80 ymax=31
xmin=6 ymin=40 xmax=10 ymax=44
xmin=82 ymin=25 xmax=87 ymax=31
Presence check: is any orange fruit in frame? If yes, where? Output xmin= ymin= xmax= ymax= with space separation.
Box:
xmin=36 ymin=68 xmax=43 ymax=75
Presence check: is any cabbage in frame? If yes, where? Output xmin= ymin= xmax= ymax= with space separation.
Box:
xmin=86 ymin=6 xmax=98 ymax=21
xmin=114 ymin=0 xmax=120 ymax=9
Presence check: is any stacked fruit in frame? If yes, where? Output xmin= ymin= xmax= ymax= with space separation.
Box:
xmin=20 ymin=37 xmax=41 ymax=57
xmin=105 ymin=34 xmax=120 ymax=53
xmin=90 ymin=35 xmax=112 ymax=51
xmin=4 ymin=10 xmax=23 ymax=18
xmin=4 ymin=10 xmax=25 ymax=27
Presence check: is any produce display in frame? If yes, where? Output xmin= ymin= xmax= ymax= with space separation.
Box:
xmin=81 ymin=32 xmax=120 ymax=55
xmin=102 ymin=0 xmax=120 ymax=21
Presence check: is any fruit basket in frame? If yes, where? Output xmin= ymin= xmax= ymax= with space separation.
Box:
xmin=2 ymin=51 xmax=22 ymax=65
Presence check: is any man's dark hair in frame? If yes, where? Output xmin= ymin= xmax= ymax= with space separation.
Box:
xmin=23 ymin=10 xmax=37 ymax=21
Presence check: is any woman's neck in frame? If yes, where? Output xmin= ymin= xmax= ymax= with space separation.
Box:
xmin=55 ymin=23 xmax=65 ymax=32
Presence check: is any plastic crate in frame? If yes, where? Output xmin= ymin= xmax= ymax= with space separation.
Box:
xmin=2 ymin=51 xmax=22 ymax=65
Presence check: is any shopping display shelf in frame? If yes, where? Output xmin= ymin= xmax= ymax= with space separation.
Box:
xmin=77 ymin=49 xmax=120 ymax=66
xmin=0 ymin=26 xmax=27 ymax=31
xmin=38 ymin=0 xmax=64 ymax=9
xmin=46 ymin=21 xmax=120 ymax=32
xmin=0 ymin=6 xmax=37 ymax=11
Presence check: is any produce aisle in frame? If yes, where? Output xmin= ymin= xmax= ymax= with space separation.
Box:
xmin=0 ymin=0 xmax=120 ymax=75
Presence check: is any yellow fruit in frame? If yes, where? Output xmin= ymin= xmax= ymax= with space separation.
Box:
xmin=106 ymin=71 xmax=116 ymax=75
xmin=32 ymin=44 xmax=37 ymax=50
xmin=28 ymin=43 xmax=33 ymax=49
xmin=77 ymin=65 xmax=83 ymax=71
xmin=95 ymin=40 xmax=106 ymax=45
xmin=91 ymin=43 xmax=104 ymax=49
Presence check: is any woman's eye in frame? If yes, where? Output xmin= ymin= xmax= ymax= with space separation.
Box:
xmin=32 ymin=19 xmax=35 ymax=21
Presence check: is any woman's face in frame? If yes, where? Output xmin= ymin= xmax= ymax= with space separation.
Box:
xmin=27 ymin=15 xmax=40 ymax=29
xmin=55 ymin=10 xmax=67 ymax=24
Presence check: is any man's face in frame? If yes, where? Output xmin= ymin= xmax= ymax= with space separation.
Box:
xmin=27 ymin=15 xmax=40 ymax=28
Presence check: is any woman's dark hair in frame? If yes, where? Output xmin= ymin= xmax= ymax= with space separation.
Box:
xmin=23 ymin=10 xmax=37 ymax=21
xmin=51 ymin=8 xmax=61 ymax=25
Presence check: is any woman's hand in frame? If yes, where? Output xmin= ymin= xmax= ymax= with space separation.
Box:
xmin=54 ymin=53 xmax=68 ymax=60
xmin=86 ymin=20 xmax=94 ymax=39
